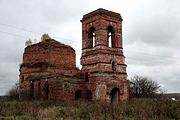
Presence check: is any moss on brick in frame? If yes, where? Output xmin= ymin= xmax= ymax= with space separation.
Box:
xmin=20 ymin=61 xmax=54 ymax=69
xmin=27 ymin=73 xmax=81 ymax=81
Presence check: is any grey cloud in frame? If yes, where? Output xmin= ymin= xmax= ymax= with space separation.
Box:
xmin=0 ymin=0 xmax=88 ymax=95
xmin=0 ymin=62 xmax=19 ymax=95
xmin=125 ymin=41 xmax=176 ymax=66
xmin=41 ymin=0 xmax=88 ymax=24
xmin=153 ymin=66 xmax=180 ymax=92
xmin=132 ymin=17 xmax=180 ymax=47
xmin=125 ymin=0 xmax=180 ymax=48
xmin=127 ymin=63 xmax=180 ymax=93
xmin=124 ymin=0 xmax=180 ymax=93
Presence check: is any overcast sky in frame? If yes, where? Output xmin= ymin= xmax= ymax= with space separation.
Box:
xmin=0 ymin=0 xmax=180 ymax=95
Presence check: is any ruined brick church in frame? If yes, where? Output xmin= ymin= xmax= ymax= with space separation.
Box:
xmin=19 ymin=8 xmax=129 ymax=103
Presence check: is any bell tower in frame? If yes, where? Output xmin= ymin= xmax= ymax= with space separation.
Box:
xmin=81 ymin=8 xmax=126 ymax=76
xmin=81 ymin=9 xmax=128 ymax=102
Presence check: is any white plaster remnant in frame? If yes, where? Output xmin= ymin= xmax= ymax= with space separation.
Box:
xmin=95 ymin=82 xmax=107 ymax=100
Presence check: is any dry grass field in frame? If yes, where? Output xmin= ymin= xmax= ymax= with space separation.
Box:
xmin=0 ymin=98 xmax=179 ymax=120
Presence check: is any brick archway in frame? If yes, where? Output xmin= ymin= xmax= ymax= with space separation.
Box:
xmin=110 ymin=87 xmax=120 ymax=104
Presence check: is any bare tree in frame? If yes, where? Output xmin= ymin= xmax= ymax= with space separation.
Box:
xmin=129 ymin=75 xmax=161 ymax=97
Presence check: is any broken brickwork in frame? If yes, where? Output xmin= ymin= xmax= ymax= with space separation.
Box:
xmin=19 ymin=8 xmax=129 ymax=103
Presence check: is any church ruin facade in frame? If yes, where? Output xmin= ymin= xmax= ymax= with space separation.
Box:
xmin=19 ymin=8 xmax=129 ymax=103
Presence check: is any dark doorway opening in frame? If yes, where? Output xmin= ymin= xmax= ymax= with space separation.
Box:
xmin=110 ymin=87 xmax=120 ymax=104
xmin=75 ymin=90 xmax=82 ymax=100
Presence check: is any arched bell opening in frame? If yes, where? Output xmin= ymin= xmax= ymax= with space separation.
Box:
xmin=88 ymin=27 xmax=96 ymax=48
xmin=107 ymin=26 xmax=115 ymax=48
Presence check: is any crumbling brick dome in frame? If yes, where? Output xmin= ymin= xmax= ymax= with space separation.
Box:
xmin=20 ymin=35 xmax=79 ymax=83
xmin=23 ymin=39 xmax=76 ymax=68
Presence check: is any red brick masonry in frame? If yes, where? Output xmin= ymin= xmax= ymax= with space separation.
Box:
xmin=19 ymin=8 xmax=129 ymax=103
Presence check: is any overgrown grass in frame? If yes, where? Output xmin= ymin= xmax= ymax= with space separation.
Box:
xmin=0 ymin=98 xmax=179 ymax=120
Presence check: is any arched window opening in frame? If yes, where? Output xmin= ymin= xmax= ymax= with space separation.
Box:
xmin=107 ymin=26 xmax=114 ymax=48
xmin=112 ymin=61 xmax=116 ymax=71
xmin=44 ymin=81 xmax=49 ymax=100
xmin=108 ymin=32 xmax=112 ymax=47
xmin=110 ymin=87 xmax=120 ymax=104
xmin=93 ymin=32 xmax=95 ymax=47
xmin=30 ymin=81 xmax=34 ymax=99
xmin=88 ymin=27 xmax=95 ymax=48
xmin=75 ymin=90 xmax=82 ymax=100
xmin=85 ymin=72 xmax=89 ymax=82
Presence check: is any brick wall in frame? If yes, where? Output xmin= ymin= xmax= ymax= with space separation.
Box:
xmin=19 ymin=8 xmax=129 ymax=103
